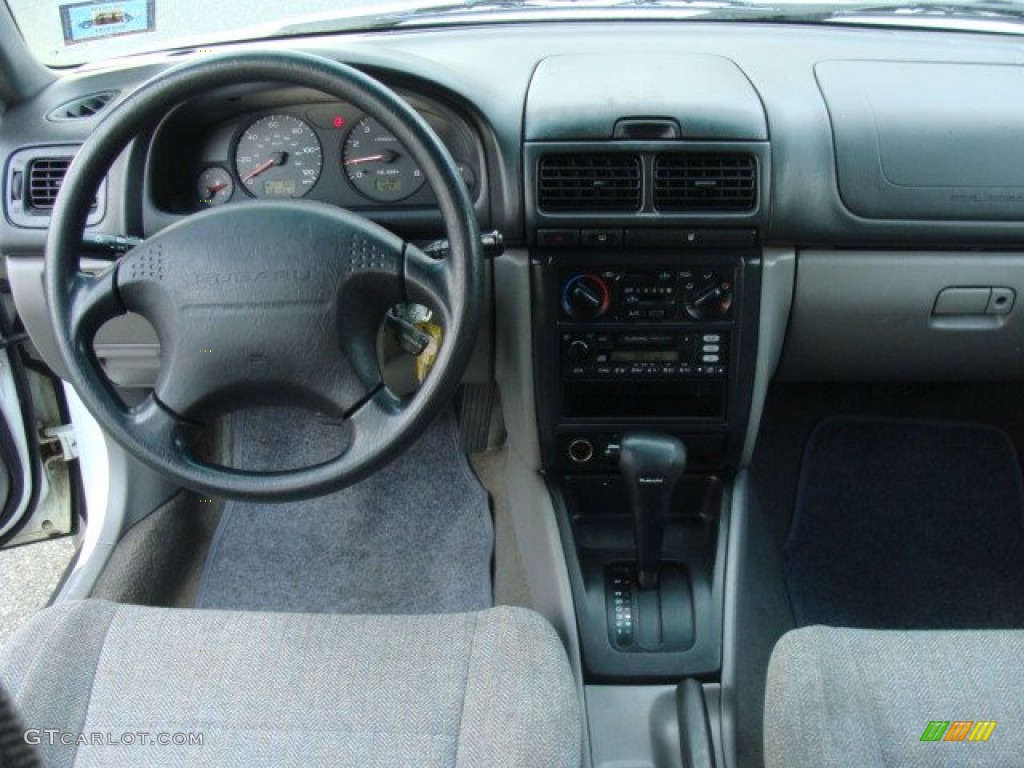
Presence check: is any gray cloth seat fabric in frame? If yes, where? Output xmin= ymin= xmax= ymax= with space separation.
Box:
xmin=0 ymin=599 xmax=581 ymax=768
xmin=765 ymin=625 xmax=1024 ymax=768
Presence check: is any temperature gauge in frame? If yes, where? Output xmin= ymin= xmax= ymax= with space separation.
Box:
xmin=197 ymin=167 xmax=234 ymax=206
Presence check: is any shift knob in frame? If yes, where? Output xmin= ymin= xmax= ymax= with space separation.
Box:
xmin=618 ymin=433 xmax=687 ymax=589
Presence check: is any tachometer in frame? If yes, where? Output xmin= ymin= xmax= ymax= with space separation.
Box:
xmin=343 ymin=117 xmax=426 ymax=202
xmin=235 ymin=114 xmax=322 ymax=198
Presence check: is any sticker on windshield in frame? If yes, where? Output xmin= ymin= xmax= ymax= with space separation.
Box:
xmin=60 ymin=1 xmax=155 ymax=44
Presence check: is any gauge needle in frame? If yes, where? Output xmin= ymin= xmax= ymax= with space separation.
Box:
xmin=242 ymin=152 xmax=287 ymax=183
xmin=206 ymin=183 xmax=229 ymax=195
xmin=344 ymin=150 xmax=398 ymax=166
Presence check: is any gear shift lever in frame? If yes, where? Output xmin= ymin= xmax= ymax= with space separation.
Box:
xmin=619 ymin=433 xmax=687 ymax=589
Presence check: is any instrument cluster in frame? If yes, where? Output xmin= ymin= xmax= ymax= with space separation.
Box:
xmin=152 ymin=94 xmax=482 ymax=214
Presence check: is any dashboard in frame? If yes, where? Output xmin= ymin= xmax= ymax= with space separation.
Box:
xmin=5 ymin=20 xmax=1024 ymax=455
xmin=5 ymin=17 xmax=1024 ymax=768
xmin=3 ymin=21 xmax=1024 ymax=448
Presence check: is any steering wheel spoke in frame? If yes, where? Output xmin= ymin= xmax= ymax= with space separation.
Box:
xmin=124 ymin=394 xmax=202 ymax=457
xmin=68 ymin=268 xmax=124 ymax=350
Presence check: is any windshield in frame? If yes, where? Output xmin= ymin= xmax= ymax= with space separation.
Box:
xmin=9 ymin=0 xmax=1024 ymax=67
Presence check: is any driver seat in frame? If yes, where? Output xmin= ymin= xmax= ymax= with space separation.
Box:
xmin=0 ymin=599 xmax=581 ymax=767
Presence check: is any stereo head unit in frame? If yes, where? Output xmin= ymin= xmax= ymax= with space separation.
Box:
xmin=562 ymin=331 xmax=727 ymax=379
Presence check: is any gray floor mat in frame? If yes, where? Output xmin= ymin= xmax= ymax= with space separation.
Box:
xmin=195 ymin=407 xmax=494 ymax=614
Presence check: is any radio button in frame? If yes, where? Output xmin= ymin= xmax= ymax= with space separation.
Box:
xmin=702 ymin=355 xmax=721 ymax=363
xmin=703 ymin=344 xmax=720 ymax=353
xmin=566 ymin=339 xmax=591 ymax=363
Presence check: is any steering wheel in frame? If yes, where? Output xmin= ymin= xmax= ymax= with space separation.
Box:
xmin=44 ymin=51 xmax=483 ymax=501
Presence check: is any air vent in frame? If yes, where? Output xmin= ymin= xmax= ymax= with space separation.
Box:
xmin=538 ymin=153 xmax=641 ymax=212
xmin=27 ymin=157 xmax=74 ymax=208
xmin=47 ymin=91 xmax=119 ymax=121
xmin=27 ymin=158 xmax=71 ymax=209
xmin=654 ymin=153 xmax=756 ymax=211
xmin=7 ymin=146 xmax=105 ymax=228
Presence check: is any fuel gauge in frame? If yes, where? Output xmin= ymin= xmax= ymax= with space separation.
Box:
xmin=197 ymin=167 xmax=234 ymax=206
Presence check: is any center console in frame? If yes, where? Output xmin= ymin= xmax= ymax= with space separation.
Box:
xmin=531 ymin=229 xmax=761 ymax=681
xmin=520 ymin=50 xmax=770 ymax=766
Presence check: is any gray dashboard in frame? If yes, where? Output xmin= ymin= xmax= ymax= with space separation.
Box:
xmin=2 ymin=23 xmax=1024 ymax=245
xmin=4 ymin=20 xmax=1024 ymax=387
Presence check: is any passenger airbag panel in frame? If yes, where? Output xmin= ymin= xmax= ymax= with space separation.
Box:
xmin=817 ymin=61 xmax=1024 ymax=220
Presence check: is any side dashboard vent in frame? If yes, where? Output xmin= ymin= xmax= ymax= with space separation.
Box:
xmin=538 ymin=153 xmax=641 ymax=212
xmin=27 ymin=158 xmax=72 ymax=210
xmin=6 ymin=146 xmax=105 ymax=229
xmin=654 ymin=153 xmax=756 ymax=211
xmin=47 ymin=91 xmax=119 ymax=121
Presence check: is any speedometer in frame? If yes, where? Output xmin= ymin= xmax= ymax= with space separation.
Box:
xmin=235 ymin=114 xmax=322 ymax=198
xmin=343 ymin=117 xmax=426 ymax=202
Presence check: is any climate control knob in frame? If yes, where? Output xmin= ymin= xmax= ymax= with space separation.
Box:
xmin=683 ymin=273 xmax=734 ymax=320
xmin=562 ymin=274 xmax=611 ymax=321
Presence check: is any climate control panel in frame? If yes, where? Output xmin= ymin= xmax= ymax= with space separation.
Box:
xmin=560 ymin=267 xmax=734 ymax=323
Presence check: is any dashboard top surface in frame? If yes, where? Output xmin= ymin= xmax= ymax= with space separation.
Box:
xmin=2 ymin=20 xmax=1024 ymax=249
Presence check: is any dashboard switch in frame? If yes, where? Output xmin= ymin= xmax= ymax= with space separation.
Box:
xmin=538 ymin=228 xmax=580 ymax=248
xmin=581 ymin=228 xmax=623 ymax=249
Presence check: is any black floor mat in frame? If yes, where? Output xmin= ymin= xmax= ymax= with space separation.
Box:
xmin=785 ymin=417 xmax=1024 ymax=629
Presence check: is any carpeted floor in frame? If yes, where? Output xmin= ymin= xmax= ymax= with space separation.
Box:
xmin=785 ymin=417 xmax=1024 ymax=629
xmin=196 ymin=407 xmax=494 ymax=614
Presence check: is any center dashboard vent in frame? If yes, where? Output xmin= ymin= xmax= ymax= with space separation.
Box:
xmin=654 ymin=153 xmax=756 ymax=211
xmin=538 ymin=153 xmax=641 ymax=212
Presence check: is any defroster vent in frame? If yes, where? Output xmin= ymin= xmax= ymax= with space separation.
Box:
xmin=654 ymin=153 xmax=756 ymax=211
xmin=538 ymin=153 xmax=641 ymax=212
xmin=46 ymin=91 xmax=119 ymax=121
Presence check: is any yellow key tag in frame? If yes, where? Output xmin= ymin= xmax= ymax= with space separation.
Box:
xmin=415 ymin=322 xmax=443 ymax=383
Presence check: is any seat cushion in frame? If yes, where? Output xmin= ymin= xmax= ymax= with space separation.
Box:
xmin=0 ymin=600 xmax=581 ymax=768
xmin=765 ymin=626 xmax=1024 ymax=767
